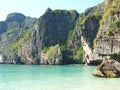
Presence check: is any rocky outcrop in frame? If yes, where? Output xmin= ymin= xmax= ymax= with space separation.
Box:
xmin=5 ymin=13 xmax=26 ymax=23
xmin=0 ymin=3 xmax=105 ymax=65
xmin=84 ymin=3 xmax=104 ymax=16
xmin=0 ymin=0 xmax=119 ymax=65
xmin=17 ymin=8 xmax=79 ymax=64
xmin=38 ymin=8 xmax=79 ymax=47
xmin=81 ymin=14 xmax=102 ymax=64
xmin=68 ymin=0 xmax=119 ymax=65
xmin=94 ymin=0 xmax=120 ymax=61
xmin=0 ymin=13 xmax=37 ymax=64
xmin=93 ymin=59 xmax=120 ymax=78
xmin=41 ymin=45 xmax=62 ymax=65
xmin=0 ymin=13 xmax=37 ymax=46
xmin=0 ymin=22 xmax=7 ymax=34
xmin=68 ymin=8 xmax=103 ymax=65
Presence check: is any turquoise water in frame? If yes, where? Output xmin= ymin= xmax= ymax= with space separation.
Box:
xmin=0 ymin=64 xmax=120 ymax=90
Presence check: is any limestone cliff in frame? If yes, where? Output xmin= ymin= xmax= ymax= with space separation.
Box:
xmin=41 ymin=45 xmax=62 ymax=65
xmin=67 ymin=0 xmax=120 ymax=65
xmin=17 ymin=8 xmax=79 ymax=64
xmin=94 ymin=0 xmax=120 ymax=61
xmin=68 ymin=3 xmax=104 ymax=64
xmin=0 ymin=0 xmax=119 ymax=65
xmin=0 ymin=13 xmax=37 ymax=64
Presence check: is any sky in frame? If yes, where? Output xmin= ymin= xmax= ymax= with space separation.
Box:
xmin=0 ymin=0 xmax=104 ymax=21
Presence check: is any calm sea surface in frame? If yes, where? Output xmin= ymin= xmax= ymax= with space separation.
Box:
xmin=0 ymin=64 xmax=120 ymax=90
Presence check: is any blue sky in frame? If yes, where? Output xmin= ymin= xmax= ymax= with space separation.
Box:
xmin=0 ymin=0 xmax=104 ymax=21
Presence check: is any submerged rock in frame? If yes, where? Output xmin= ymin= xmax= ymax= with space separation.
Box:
xmin=93 ymin=59 xmax=120 ymax=78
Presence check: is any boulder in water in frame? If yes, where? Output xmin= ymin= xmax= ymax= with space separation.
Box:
xmin=93 ymin=59 xmax=120 ymax=78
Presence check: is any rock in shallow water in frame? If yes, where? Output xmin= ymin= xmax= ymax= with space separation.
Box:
xmin=93 ymin=59 xmax=120 ymax=78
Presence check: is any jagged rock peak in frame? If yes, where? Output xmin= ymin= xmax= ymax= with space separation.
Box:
xmin=45 ymin=8 xmax=52 ymax=13
xmin=5 ymin=12 xmax=26 ymax=22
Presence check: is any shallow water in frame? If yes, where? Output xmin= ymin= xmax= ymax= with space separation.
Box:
xmin=0 ymin=64 xmax=120 ymax=90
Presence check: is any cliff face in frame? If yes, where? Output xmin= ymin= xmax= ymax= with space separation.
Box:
xmin=68 ymin=0 xmax=120 ymax=64
xmin=68 ymin=3 xmax=104 ymax=64
xmin=38 ymin=8 xmax=79 ymax=47
xmin=0 ymin=22 xmax=7 ymax=34
xmin=0 ymin=0 xmax=119 ymax=65
xmin=0 ymin=13 xmax=37 ymax=64
xmin=41 ymin=45 xmax=62 ymax=65
xmin=18 ymin=8 xmax=79 ymax=64
xmin=94 ymin=0 xmax=120 ymax=61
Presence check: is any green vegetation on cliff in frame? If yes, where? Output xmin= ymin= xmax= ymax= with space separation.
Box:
xmin=81 ymin=12 xmax=102 ymax=25
xmin=73 ymin=47 xmax=83 ymax=63
xmin=1 ymin=0 xmax=119 ymax=65
xmin=100 ymin=0 xmax=120 ymax=24
xmin=46 ymin=46 xmax=57 ymax=60
xmin=94 ymin=0 xmax=120 ymax=47
xmin=11 ymin=29 xmax=33 ymax=51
